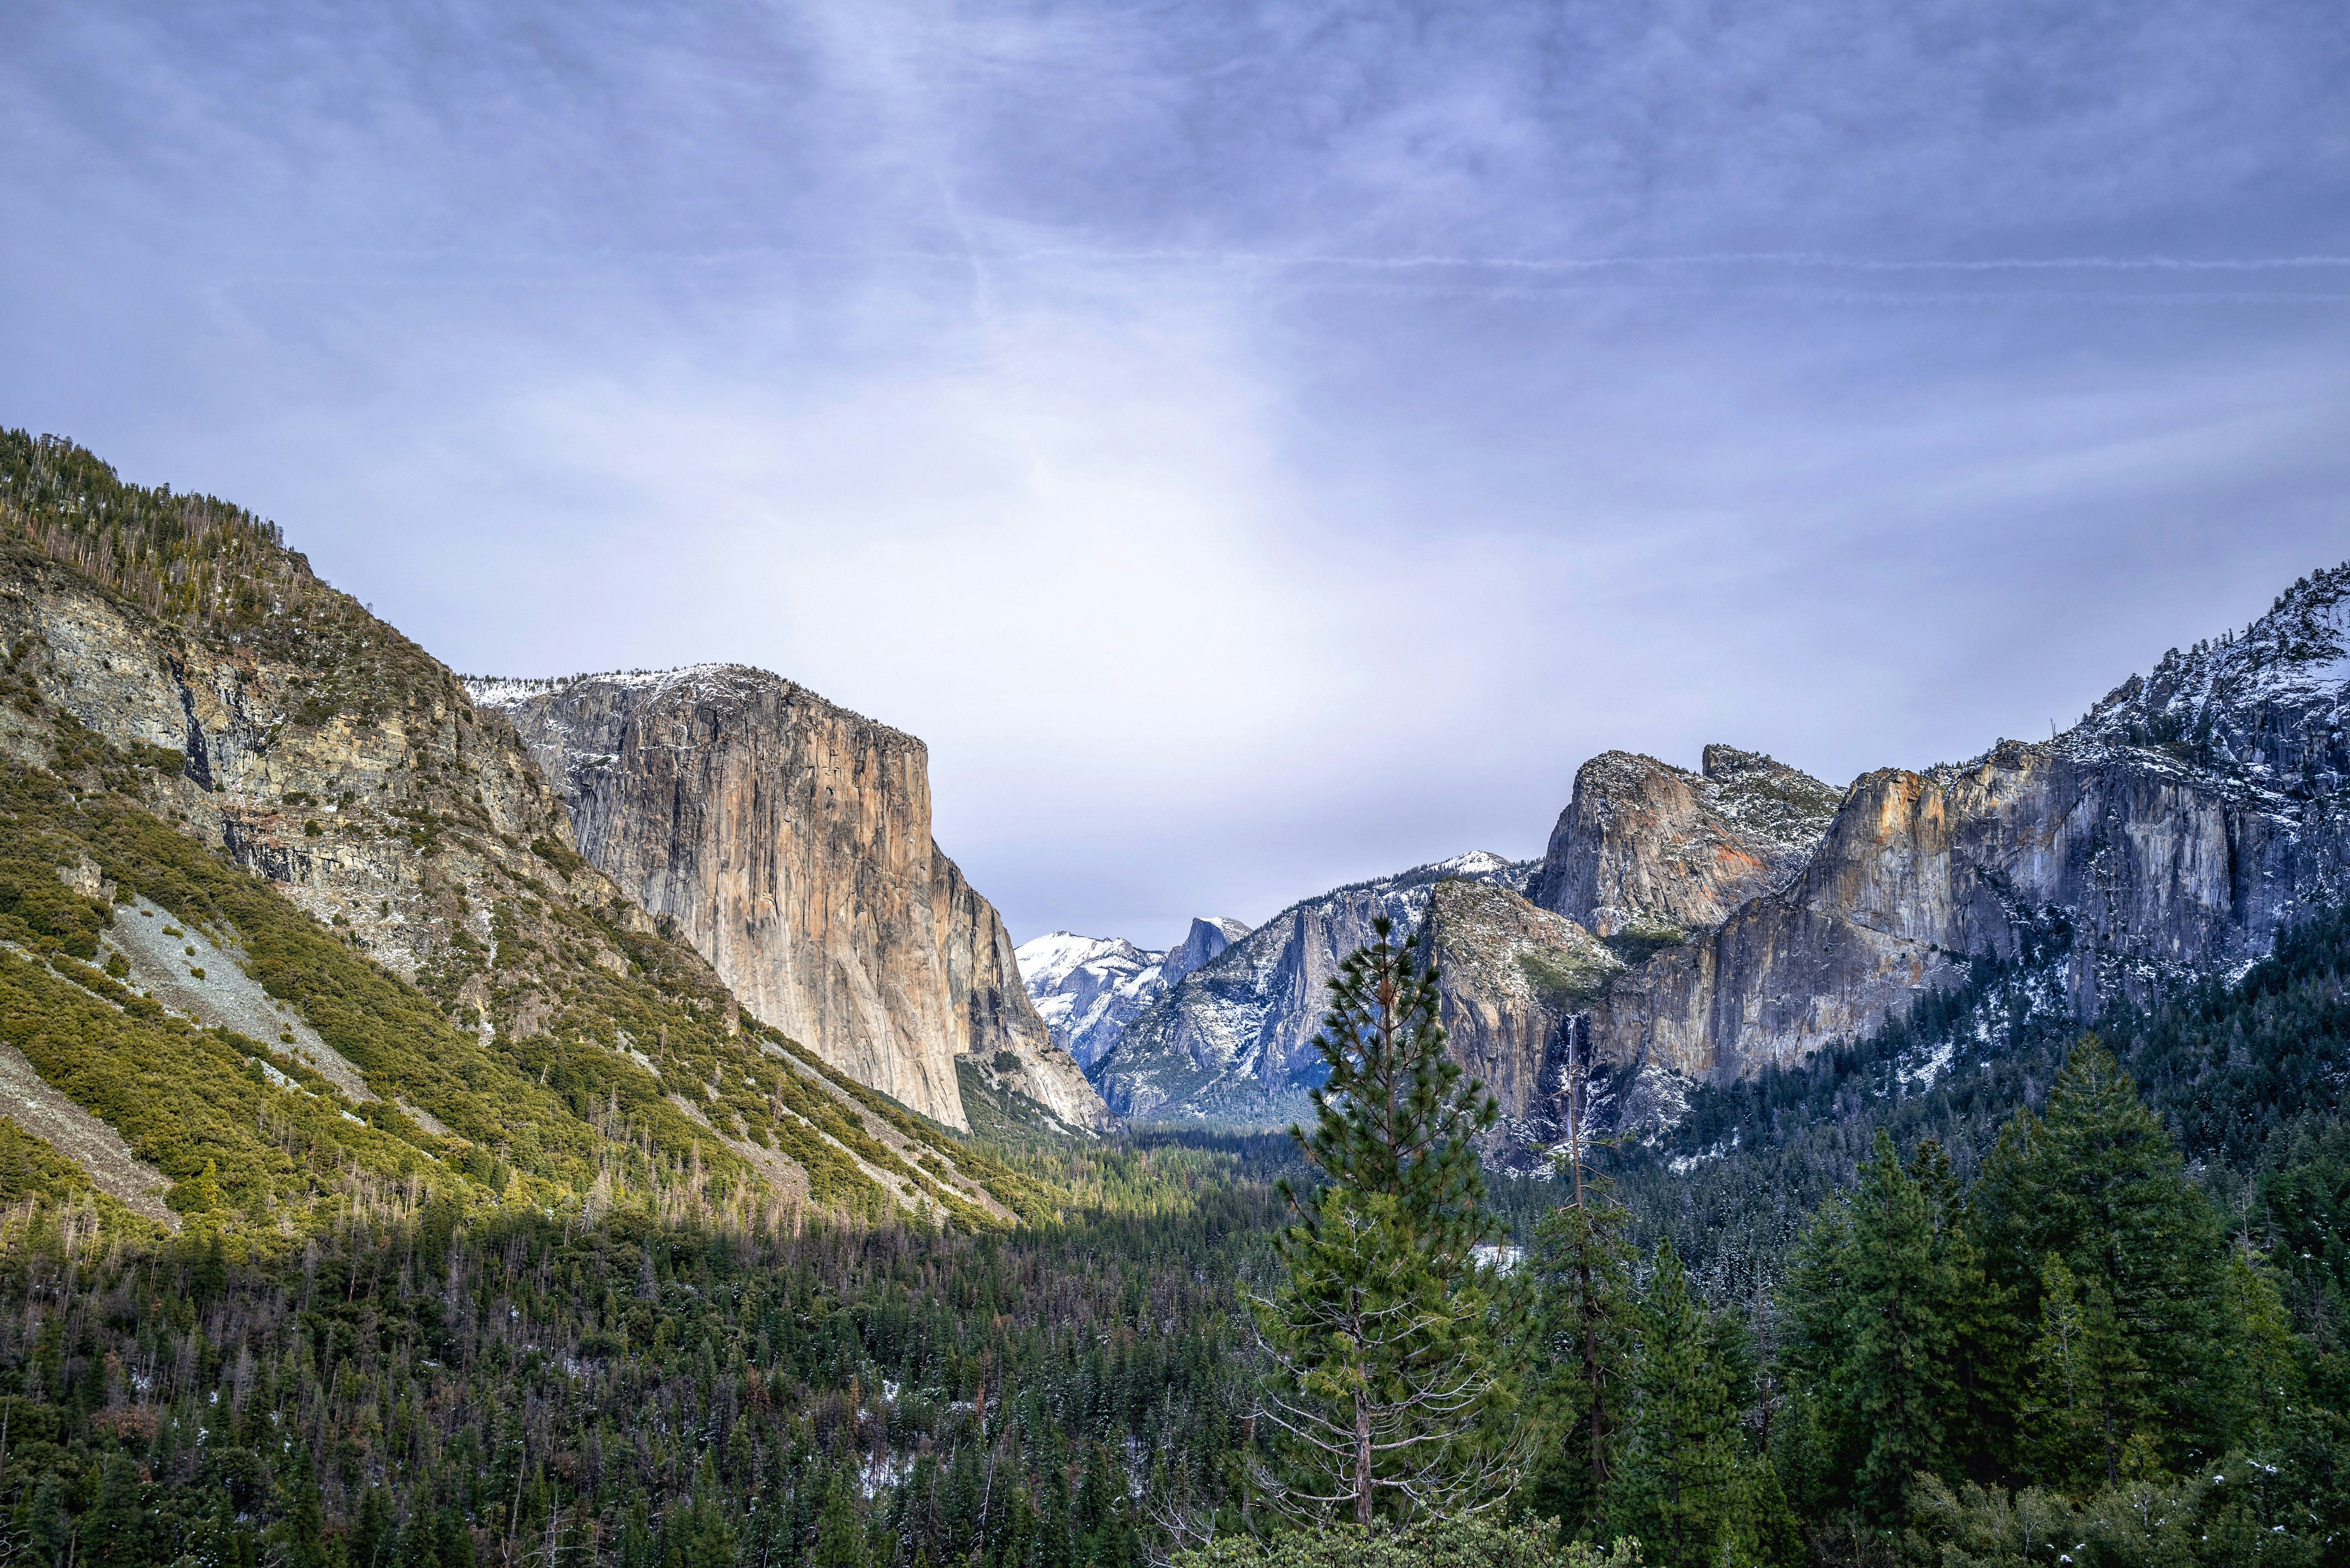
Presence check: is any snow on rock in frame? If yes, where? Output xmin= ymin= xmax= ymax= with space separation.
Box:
xmin=1016 ymin=916 xmax=1252 ymax=1071
xmin=1092 ymin=852 xmax=1537 ymax=1126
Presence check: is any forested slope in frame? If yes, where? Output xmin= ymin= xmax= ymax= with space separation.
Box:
xmin=0 ymin=428 xmax=1063 ymax=1234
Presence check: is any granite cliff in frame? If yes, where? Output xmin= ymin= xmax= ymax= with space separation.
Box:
xmin=1559 ymin=567 xmax=2350 ymax=1118
xmin=469 ymin=667 xmax=1108 ymax=1134
xmin=1528 ymin=746 xmax=1843 ymax=940
xmin=1415 ymin=877 xmax=1623 ymax=1163
xmin=1093 ymin=852 xmax=1533 ymax=1123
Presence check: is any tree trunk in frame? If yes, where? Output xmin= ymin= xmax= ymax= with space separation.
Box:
xmin=1355 ymin=1387 xmax=1374 ymax=1528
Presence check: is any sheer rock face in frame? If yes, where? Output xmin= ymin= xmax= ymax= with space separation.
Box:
xmin=471 ymin=666 xmax=1107 ymax=1133
xmin=1416 ymin=878 xmax=1622 ymax=1163
xmin=1094 ymin=853 xmax=1535 ymax=1125
xmin=1576 ymin=568 xmax=2350 ymax=1096
xmin=1529 ymin=746 xmax=1843 ymax=937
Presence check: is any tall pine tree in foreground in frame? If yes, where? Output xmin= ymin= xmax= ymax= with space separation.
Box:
xmin=1525 ymin=1029 xmax=1637 ymax=1539
xmin=1253 ymin=916 xmax=1517 ymax=1527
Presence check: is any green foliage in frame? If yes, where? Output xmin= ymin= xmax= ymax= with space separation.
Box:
xmin=1600 ymin=1242 xmax=1792 ymax=1566
xmin=1774 ymin=1132 xmax=2010 ymax=1522
xmin=1523 ymin=1188 xmax=1638 ymax=1536
xmin=0 ymin=1140 xmax=1272 ymax=1568
xmin=1176 ymin=1516 xmax=1640 ymax=1568
xmin=0 ymin=1117 xmax=91 ymax=1205
xmin=1256 ymin=918 xmax=1515 ymax=1526
xmin=0 ymin=429 xmax=300 ymax=631
xmin=1971 ymin=1040 xmax=2232 ymax=1484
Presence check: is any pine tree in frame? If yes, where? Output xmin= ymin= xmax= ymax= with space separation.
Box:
xmin=1524 ymin=1176 xmax=1635 ymax=1533
xmin=1601 ymin=1241 xmax=1769 ymax=1568
xmin=1252 ymin=916 xmax=1516 ymax=1527
xmin=814 ymin=1472 xmax=868 ymax=1568
xmin=1972 ymin=1038 xmax=2227 ymax=1481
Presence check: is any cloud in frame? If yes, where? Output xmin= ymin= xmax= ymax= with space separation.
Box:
xmin=4 ymin=0 xmax=2349 ymax=946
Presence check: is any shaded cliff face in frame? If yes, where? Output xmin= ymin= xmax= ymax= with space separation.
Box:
xmin=1528 ymin=746 xmax=1842 ymax=939
xmin=1094 ymin=852 xmax=1533 ymax=1124
xmin=1579 ymin=566 xmax=2350 ymax=1107
xmin=1416 ymin=878 xmax=1622 ymax=1164
xmin=472 ymin=668 xmax=1107 ymax=1134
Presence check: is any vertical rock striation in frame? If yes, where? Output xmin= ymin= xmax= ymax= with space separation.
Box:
xmin=1415 ymin=878 xmax=1623 ymax=1164
xmin=471 ymin=666 xmax=1107 ymax=1133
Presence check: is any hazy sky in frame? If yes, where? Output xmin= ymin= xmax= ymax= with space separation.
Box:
xmin=7 ymin=2 xmax=2349 ymax=948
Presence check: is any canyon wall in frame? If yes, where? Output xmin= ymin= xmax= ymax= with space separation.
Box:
xmin=473 ymin=667 xmax=1107 ymax=1133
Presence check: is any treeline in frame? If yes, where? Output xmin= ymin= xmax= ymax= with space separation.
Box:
xmin=1234 ymin=919 xmax=2350 ymax=1565
xmin=4 ymin=902 xmax=2349 ymax=1564
xmin=1608 ymin=900 xmax=2350 ymax=1315
xmin=1515 ymin=1041 xmax=2343 ymax=1564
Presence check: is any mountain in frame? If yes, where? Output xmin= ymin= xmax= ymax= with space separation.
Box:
xmin=1092 ymin=851 xmax=1534 ymax=1124
xmin=1527 ymin=745 xmax=1843 ymax=940
xmin=0 ymin=430 xmax=1045 ymax=1231
xmin=468 ymin=667 xmax=1108 ymax=1135
xmin=1016 ymin=915 xmax=1250 ymax=1069
xmin=1567 ymin=565 xmax=2350 ymax=1126
xmin=1416 ymin=877 xmax=1626 ymax=1165
xmin=1103 ymin=566 xmax=2350 ymax=1155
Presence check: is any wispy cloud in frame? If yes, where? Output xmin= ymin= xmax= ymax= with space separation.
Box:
xmin=4 ymin=0 xmax=2348 ymax=944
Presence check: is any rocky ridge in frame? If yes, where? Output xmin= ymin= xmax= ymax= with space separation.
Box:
xmin=1016 ymin=916 xmax=1249 ymax=1070
xmin=468 ymin=666 xmax=1108 ymax=1135
xmin=1092 ymin=852 xmax=1533 ymax=1124
xmin=0 ymin=432 xmax=1041 ymax=1227
xmin=1528 ymin=746 xmax=1843 ymax=939
xmin=1566 ymin=565 xmax=2350 ymax=1120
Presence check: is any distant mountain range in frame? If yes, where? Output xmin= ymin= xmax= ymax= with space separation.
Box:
xmin=1044 ymin=567 xmax=2350 ymax=1166
xmin=1015 ymin=916 xmax=1250 ymax=1070
xmin=1076 ymin=851 xmax=1535 ymax=1124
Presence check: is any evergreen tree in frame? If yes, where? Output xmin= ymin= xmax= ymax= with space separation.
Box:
xmin=1775 ymin=1131 xmax=2008 ymax=1523
xmin=1602 ymin=1241 xmax=1779 ymax=1567
xmin=1523 ymin=1176 xmax=1635 ymax=1534
xmin=1972 ymin=1038 xmax=2229 ymax=1482
xmin=813 ymin=1473 xmax=867 ymax=1568
xmin=1253 ymin=917 xmax=1515 ymax=1526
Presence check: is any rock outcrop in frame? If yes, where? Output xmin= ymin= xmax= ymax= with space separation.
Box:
xmin=1416 ymin=878 xmax=1623 ymax=1164
xmin=0 ymin=432 xmax=1027 ymax=1223
xmin=1528 ymin=746 xmax=1843 ymax=938
xmin=1565 ymin=567 xmax=2350 ymax=1109
xmin=1017 ymin=915 xmax=1250 ymax=1070
xmin=471 ymin=667 xmax=1108 ymax=1134
xmin=1094 ymin=852 xmax=1533 ymax=1124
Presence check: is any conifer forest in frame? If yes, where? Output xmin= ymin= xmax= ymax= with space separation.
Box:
xmin=3 ymin=893 xmax=2346 ymax=1566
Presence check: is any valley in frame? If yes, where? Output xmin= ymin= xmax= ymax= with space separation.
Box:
xmin=0 ymin=430 xmax=2345 ymax=1565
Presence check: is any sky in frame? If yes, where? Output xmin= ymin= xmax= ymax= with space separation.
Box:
xmin=6 ymin=1 xmax=2350 ymax=950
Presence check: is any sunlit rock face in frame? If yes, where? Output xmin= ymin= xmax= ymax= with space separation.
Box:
xmin=473 ymin=665 xmax=1108 ymax=1134
xmin=1529 ymin=746 xmax=1843 ymax=939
